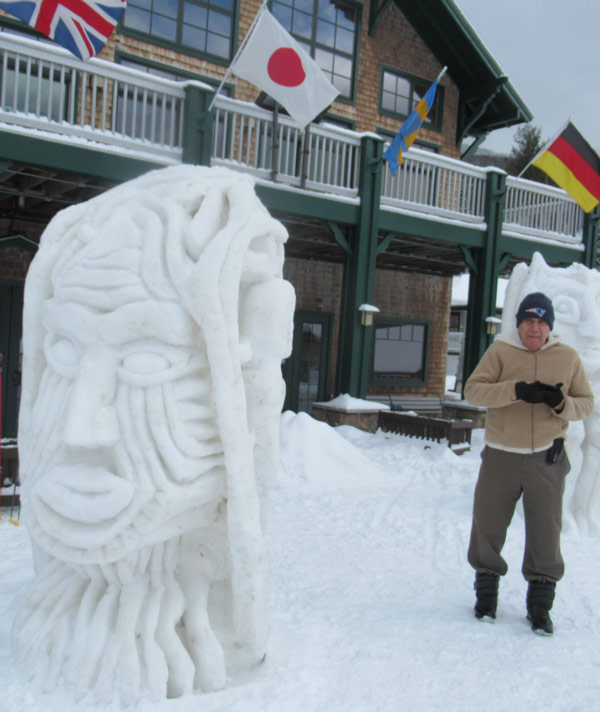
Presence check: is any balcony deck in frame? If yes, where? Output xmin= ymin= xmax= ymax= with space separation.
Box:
xmin=0 ymin=32 xmax=586 ymax=251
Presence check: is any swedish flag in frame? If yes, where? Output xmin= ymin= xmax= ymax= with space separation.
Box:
xmin=384 ymin=69 xmax=445 ymax=176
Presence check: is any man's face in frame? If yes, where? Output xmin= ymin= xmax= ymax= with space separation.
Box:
xmin=518 ymin=317 xmax=551 ymax=351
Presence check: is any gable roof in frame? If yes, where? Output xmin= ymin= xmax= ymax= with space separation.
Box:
xmin=390 ymin=0 xmax=533 ymax=146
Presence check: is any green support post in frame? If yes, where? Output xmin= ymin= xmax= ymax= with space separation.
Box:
xmin=335 ymin=135 xmax=383 ymax=398
xmin=462 ymin=169 xmax=506 ymax=384
xmin=582 ymin=206 xmax=600 ymax=269
xmin=182 ymin=83 xmax=215 ymax=166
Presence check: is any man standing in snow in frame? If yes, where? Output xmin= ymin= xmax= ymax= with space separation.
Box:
xmin=465 ymin=292 xmax=593 ymax=635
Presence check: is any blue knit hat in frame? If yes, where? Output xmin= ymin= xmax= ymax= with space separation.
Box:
xmin=515 ymin=292 xmax=554 ymax=330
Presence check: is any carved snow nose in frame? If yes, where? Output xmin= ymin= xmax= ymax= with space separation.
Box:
xmin=62 ymin=347 xmax=120 ymax=448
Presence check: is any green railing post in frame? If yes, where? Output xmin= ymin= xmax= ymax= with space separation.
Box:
xmin=335 ymin=135 xmax=383 ymax=399
xmin=182 ymin=83 xmax=215 ymax=166
xmin=582 ymin=206 xmax=600 ymax=269
xmin=462 ymin=169 xmax=506 ymax=384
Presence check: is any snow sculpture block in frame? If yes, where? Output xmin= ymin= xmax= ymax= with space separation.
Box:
xmin=502 ymin=251 xmax=600 ymax=535
xmin=13 ymin=166 xmax=295 ymax=703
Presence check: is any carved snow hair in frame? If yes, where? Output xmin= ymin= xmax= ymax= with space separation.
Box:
xmin=14 ymin=165 xmax=296 ymax=703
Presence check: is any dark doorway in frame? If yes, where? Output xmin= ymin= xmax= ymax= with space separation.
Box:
xmin=0 ymin=283 xmax=24 ymax=439
xmin=283 ymin=310 xmax=332 ymax=414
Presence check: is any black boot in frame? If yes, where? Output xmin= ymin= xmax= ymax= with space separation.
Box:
xmin=526 ymin=580 xmax=556 ymax=635
xmin=474 ymin=572 xmax=499 ymax=621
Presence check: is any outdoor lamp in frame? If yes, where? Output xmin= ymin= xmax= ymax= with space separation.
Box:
xmin=358 ymin=303 xmax=380 ymax=327
xmin=485 ymin=316 xmax=501 ymax=336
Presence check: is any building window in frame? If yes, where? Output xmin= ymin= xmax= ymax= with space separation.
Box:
xmin=123 ymin=0 xmax=234 ymax=60
xmin=380 ymin=68 xmax=443 ymax=130
xmin=371 ymin=318 xmax=429 ymax=385
xmin=271 ymin=0 xmax=358 ymax=100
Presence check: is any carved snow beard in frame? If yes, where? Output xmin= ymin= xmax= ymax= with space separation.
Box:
xmin=12 ymin=535 xmax=242 ymax=705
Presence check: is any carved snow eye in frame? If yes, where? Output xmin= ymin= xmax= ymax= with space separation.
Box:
xmin=121 ymin=351 xmax=171 ymax=375
xmin=553 ymin=295 xmax=580 ymax=325
xmin=44 ymin=334 xmax=81 ymax=376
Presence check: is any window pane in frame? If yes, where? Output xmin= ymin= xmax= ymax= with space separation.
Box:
xmin=124 ymin=7 xmax=151 ymax=32
xmin=335 ymin=26 xmax=353 ymax=53
xmin=272 ymin=3 xmax=293 ymax=28
xmin=152 ymin=15 xmax=177 ymax=40
xmin=372 ymin=321 xmax=427 ymax=382
xmin=206 ymin=32 xmax=229 ymax=58
xmin=184 ymin=3 xmax=207 ymax=25
xmin=293 ymin=9 xmax=313 ymax=38
xmin=182 ymin=24 xmax=207 ymax=49
xmin=316 ymin=18 xmax=335 ymax=45
xmin=208 ymin=10 xmax=230 ymax=35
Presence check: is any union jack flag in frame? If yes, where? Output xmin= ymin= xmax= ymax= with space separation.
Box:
xmin=0 ymin=1 xmax=126 ymax=60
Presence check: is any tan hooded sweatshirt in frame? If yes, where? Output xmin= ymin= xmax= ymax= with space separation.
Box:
xmin=464 ymin=331 xmax=594 ymax=453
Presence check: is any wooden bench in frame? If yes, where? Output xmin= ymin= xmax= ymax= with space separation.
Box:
xmin=377 ymin=410 xmax=475 ymax=453
xmin=368 ymin=395 xmax=444 ymax=414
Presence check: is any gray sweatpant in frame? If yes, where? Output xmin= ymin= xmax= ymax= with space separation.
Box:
xmin=468 ymin=445 xmax=570 ymax=582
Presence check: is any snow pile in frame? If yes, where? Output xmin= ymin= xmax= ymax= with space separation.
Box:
xmin=3 ymin=415 xmax=600 ymax=711
xmin=315 ymin=393 xmax=389 ymax=411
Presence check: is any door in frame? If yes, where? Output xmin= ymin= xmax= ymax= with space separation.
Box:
xmin=283 ymin=310 xmax=332 ymax=414
xmin=0 ymin=284 xmax=24 ymax=439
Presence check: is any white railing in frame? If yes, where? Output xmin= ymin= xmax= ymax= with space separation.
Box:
xmin=447 ymin=331 xmax=464 ymax=353
xmin=211 ymin=95 xmax=361 ymax=198
xmin=505 ymin=175 xmax=583 ymax=245
xmin=0 ymin=32 xmax=587 ymax=249
xmin=380 ymin=146 xmax=487 ymax=224
xmin=0 ymin=32 xmax=186 ymax=162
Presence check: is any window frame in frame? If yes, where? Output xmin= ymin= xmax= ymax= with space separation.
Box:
xmin=378 ymin=65 xmax=444 ymax=132
xmin=119 ymin=0 xmax=240 ymax=66
xmin=370 ymin=316 xmax=430 ymax=387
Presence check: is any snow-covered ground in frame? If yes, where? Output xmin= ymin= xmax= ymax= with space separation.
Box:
xmin=2 ymin=412 xmax=600 ymax=712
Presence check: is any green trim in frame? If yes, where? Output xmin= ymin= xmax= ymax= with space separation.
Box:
xmin=335 ymin=135 xmax=383 ymax=398
xmin=369 ymin=316 xmax=430 ymax=387
xmin=462 ymin=170 xmax=505 ymax=384
xmin=0 ymin=235 xmax=38 ymax=252
xmin=378 ymin=64 xmax=444 ymax=132
xmin=369 ymin=0 xmax=394 ymax=36
xmin=582 ymin=208 xmax=600 ymax=269
xmin=328 ymin=222 xmax=352 ymax=256
xmin=379 ymin=210 xmax=484 ymax=248
xmin=0 ymin=132 xmax=160 ymax=181
xmin=256 ymin=185 xmax=360 ymax=223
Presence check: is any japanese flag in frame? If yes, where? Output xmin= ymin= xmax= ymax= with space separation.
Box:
xmin=230 ymin=8 xmax=339 ymax=129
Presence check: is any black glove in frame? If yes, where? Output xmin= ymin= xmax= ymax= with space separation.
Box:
xmin=515 ymin=381 xmax=545 ymax=403
xmin=537 ymin=382 xmax=564 ymax=409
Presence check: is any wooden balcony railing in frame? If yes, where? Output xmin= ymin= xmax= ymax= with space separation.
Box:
xmin=0 ymin=31 xmax=586 ymax=248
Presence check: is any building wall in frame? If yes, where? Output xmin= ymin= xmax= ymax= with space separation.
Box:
xmin=371 ymin=269 xmax=452 ymax=396
xmin=0 ymin=248 xmax=33 ymax=281
xmin=283 ymin=257 xmax=453 ymax=398
xmin=100 ymin=0 xmax=460 ymax=160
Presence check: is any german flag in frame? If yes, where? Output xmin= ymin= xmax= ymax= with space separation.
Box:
xmin=533 ymin=122 xmax=600 ymax=213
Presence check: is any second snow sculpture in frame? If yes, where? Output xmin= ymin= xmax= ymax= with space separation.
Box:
xmin=502 ymin=252 xmax=600 ymax=535
xmin=14 ymin=166 xmax=295 ymax=703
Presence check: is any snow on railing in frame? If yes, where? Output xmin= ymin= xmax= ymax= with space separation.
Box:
xmin=211 ymin=95 xmax=361 ymax=198
xmin=504 ymin=175 xmax=583 ymax=245
xmin=380 ymin=146 xmax=487 ymax=224
xmin=0 ymin=32 xmax=185 ymax=162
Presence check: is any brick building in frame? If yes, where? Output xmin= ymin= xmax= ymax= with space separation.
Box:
xmin=0 ymin=0 xmax=597 ymax=437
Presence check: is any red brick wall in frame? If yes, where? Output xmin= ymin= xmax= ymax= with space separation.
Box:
xmin=0 ymin=248 xmax=34 ymax=282
xmin=372 ymin=270 xmax=452 ymax=396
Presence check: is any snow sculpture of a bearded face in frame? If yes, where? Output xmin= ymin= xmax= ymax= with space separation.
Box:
xmin=13 ymin=166 xmax=295 ymax=704
xmin=502 ymin=251 xmax=600 ymax=535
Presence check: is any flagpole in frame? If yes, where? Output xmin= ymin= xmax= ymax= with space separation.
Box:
xmin=436 ymin=66 xmax=448 ymax=82
xmin=208 ymin=0 xmax=270 ymax=112
xmin=517 ymin=116 xmax=573 ymax=178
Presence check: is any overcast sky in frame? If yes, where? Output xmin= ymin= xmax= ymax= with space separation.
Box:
xmin=454 ymin=0 xmax=600 ymax=156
